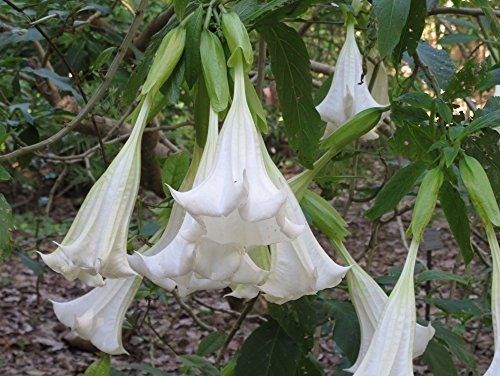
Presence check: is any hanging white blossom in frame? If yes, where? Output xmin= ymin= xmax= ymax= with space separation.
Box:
xmin=40 ymin=96 xmax=153 ymax=286
xmin=316 ymin=22 xmax=385 ymax=140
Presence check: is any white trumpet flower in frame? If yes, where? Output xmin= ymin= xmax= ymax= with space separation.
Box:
xmin=316 ymin=22 xmax=384 ymax=140
xmin=354 ymin=240 xmax=421 ymax=376
xmin=484 ymin=227 xmax=500 ymax=376
xmin=40 ymin=96 xmax=153 ymax=286
xmin=333 ymin=241 xmax=434 ymax=373
xmin=129 ymin=107 xmax=268 ymax=290
xmin=226 ymin=142 xmax=349 ymax=304
xmin=52 ymin=276 xmax=141 ymax=355
xmin=169 ymin=58 xmax=303 ymax=247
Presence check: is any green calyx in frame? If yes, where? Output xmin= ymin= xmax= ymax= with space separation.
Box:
xmin=221 ymin=10 xmax=253 ymax=71
xmin=142 ymin=26 xmax=186 ymax=97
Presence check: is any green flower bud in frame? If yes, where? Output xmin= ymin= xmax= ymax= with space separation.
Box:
xmin=221 ymin=11 xmax=253 ymax=70
xmin=320 ymin=106 xmax=388 ymax=151
xmin=142 ymin=26 xmax=186 ymax=96
xmin=460 ymin=154 xmax=500 ymax=228
xmin=410 ymin=168 xmax=444 ymax=241
xmin=200 ymin=29 xmax=229 ymax=112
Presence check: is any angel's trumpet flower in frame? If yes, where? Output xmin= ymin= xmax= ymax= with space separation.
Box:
xmin=354 ymin=168 xmax=443 ymax=375
xmin=334 ymin=241 xmax=434 ymax=373
xmin=316 ymin=21 xmax=385 ymax=140
xmin=52 ymin=276 xmax=141 ymax=355
xmin=353 ymin=240 xmax=420 ymax=376
xmin=253 ymin=150 xmax=349 ymax=304
xmin=129 ymin=107 xmax=267 ymax=289
xmin=169 ymin=55 xmax=303 ymax=247
xmin=40 ymin=96 xmax=153 ymax=286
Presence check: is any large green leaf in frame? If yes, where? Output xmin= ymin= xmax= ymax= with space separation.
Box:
xmin=433 ymin=323 xmax=477 ymax=370
xmin=393 ymin=0 xmax=427 ymax=63
xmin=365 ymin=161 xmax=427 ymax=219
xmin=439 ymin=181 xmax=474 ymax=264
xmin=324 ymin=300 xmax=360 ymax=364
xmin=161 ymin=152 xmax=190 ymax=196
xmin=235 ymin=0 xmax=319 ymax=28
xmin=415 ymin=41 xmax=456 ymax=90
xmin=197 ymin=331 xmax=227 ymax=357
xmin=268 ymin=296 xmax=320 ymax=351
xmin=184 ymin=5 xmax=203 ymax=88
xmin=373 ymin=0 xmax=411 ymax=57
xmin=235 ymin=319 xmax=300 ymax=376
xmin=260 ymin=23 xmax=323 ymax=167
xmin=421 ymin=339 xmax=459 ymax=376
xmin=23 ymin=67 xmax=82 ymax=101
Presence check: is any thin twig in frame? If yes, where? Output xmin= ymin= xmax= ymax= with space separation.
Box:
xmin=413 ymin=51 xmax=442 ymax=97
xmin=45 ymin=165 xmax=68 ymax=216
xmin=428 ymin=7 xmax=500 ymax=18
xmin=172 ymin=291 xmax=215 ymax=332
xmin=215 ymin=296 xmax=259 ymax=366
xmin=0 ymin=0 xmax=148 ymax=161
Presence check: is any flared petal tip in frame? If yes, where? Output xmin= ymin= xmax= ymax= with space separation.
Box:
xmin=413 ymin=321 xmax=436 ymax=358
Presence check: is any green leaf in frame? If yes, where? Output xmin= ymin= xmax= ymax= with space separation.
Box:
xmin=295 ymin=354 xmax=324 ymax=376
xmin=415 ymin=42 xmax=456 ymax=90
xmin=83 ymin=355 xmax=111 ymax=376
xmin=0 ymin=164 xmax=11 ymax=181
xmin=260 ymin=23 xmax=323 ymax=167
xmin=236 ymin=0 xmax=318 ymax=28
xmin=421 ymin=339 xmax=459 ymax=376
xmin=0 ymin=194 xmax=13 ymax=257
xmin=18 ymin=251 xmax=44 ymax=277
xmin=365 ymin=162 xmax=427 ymax=219
xmin=439 ymin=181 xmax=474 ymax=263
xmin=328 ymin=301 xmax=360 ymax=364
xmin=417 ymin=269 xmax=467 ymax=285
xmin=457 ymin=110 xmax=500 ymax=142
xmin=180 ymin=355 xmax=219 ymax=376
xmin=268 ymin=296 xmax=320 ymax=351
xmin=184 ymin=6 xmax=204 ymax=88
xmin=235 ymin=319 xmax=300 ymax=376
xmin=197 ymin=331 xmax=227 ymax=357
xmin=433 ymin=323 xmax=477 ymax=370
xmin=396 ymin=92 xmax=434 ymax=109
xmin=160 ymin=57 xmax=185 ymax=104
xmin=439 ymin=33 xmax=479 ymax=45
xmin=161 ymin=152 xmax=190 ymax=196
xmin=373 ymin=0 xmax=411 ymax=57
xmin=194 ymin=76 xmax=211 ymax=148
xmin=173 ymin=0 xmax=188 ymax=19
xmin=428 ymin=299 xmax=482 ymax=318
xmin=434 ymin=98 xmax=452 ymax=124
xmin=23 ymin=67 xmax=82 ymax=101
xmin=124 ymin=363 xmax=169 ymax=376
xmin=92 ymin=47 xmax=116 ymax=71
xmin=443 ymin=146 xmax=459 ymax=167
xmin=444 ymin=60 xmax=489 ymax=100
xmin=393 ymin=0 xmax=426 ymax=62
xmin=0 ymin=125 xmax=7 ymax=144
